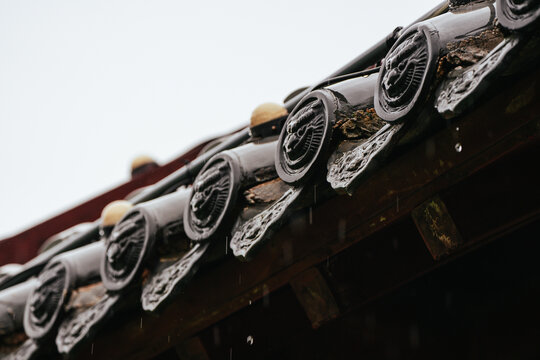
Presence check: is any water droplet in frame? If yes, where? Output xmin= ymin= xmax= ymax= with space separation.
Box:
xmin=213 ymin=326 xmax=221 ymax=346
xmin=247 ymin=335 xmax=254 ymax=345
xmin=455 ymin=143 xmax=462 ymax=153
xmin=455 ymin=126 xmax=459 ymax=131
xmin=263 ymin=284 xmax=270 ymax=307
xmin=425 ymin=139 xmax=435 ymax=159
xmin=140 ymin=317 xmax=143 ymax=329
xmin=409 ymin=324 xmax=419 ymax=348
xmin=337 ymin=219 xmax=346 ymax=242
xmin=392 ymin=237 xmax=399 ymax=251
xmin=91 ymin=343 xmax=94 ymax=355
xmin=309 ymin=207 xmax=313 ymax=225
xmin=249 ymin=300 xmax=252 ymax=305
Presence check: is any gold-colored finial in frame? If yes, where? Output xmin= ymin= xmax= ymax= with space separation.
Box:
xmin=131 ymin=155 xmax=157 ymax=172
xmin=101 ymin=200 xmax=133 ymax=227
xmin=250 ymin=103 xmax=288 ymax=128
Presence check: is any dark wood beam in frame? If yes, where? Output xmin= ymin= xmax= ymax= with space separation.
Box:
xmin=411 ymin=196 xmax=463 ymax=260
xmin=290 ymin=267 xmax=340 ymax=329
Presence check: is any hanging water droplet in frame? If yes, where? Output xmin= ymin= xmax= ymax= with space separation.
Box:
xmin=455 ymin=143 xmax=462 ymax=153
xmin=247 ymin=335 xmax=254 ymax=345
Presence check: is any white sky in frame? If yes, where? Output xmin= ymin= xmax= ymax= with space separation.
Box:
xmin=0 ymin=0 xmax=442 ymax=238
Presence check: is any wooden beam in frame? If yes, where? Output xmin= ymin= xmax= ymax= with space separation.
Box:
xmin=290 ymin=268 xmax=340 ymax=329
xmin=411 ymin=196 xmax=463 ymax=260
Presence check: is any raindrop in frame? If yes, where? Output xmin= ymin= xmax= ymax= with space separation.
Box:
xmin=409 ymin=324 xmax=419 ymax=348
xmin=455 ymin=143 xmax=462 ymax=153
xmin=425 ymin=139 xmax=435 ymax=158
xmin=337 ymin=219 xmax=346 ymax=242
xmin=247 ymin=335 xmax=254 ymax=346
xmin=213 ymin=326 xmax=221 ymax=346
xmin=168 ymin=335 xmax=170 ymax=343
xmin=91 ymin=343 xmax=94 ymax=355
xmin=263 ymin=284 xmax=270 ymax=307
xmin=249 ymin=300 xmax=252 ymax=305
xmin=140 ymin=317 xmax=143 ymax=329
xmin=309 ymin=207 xmax=313 ymax=224
xmin=392 ymin=237 xmax=399 ymax=251
xmin=455 ymin=126 xmax=459 ymax=131
xmin=282 ymin=242 xmax=293 ymax=263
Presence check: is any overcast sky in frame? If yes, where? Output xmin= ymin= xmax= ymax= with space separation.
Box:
xmin=0 ymin=0 xmax=442 ymax=239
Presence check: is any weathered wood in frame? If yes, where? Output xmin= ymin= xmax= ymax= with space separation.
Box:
xmin=289 ymin=268 xmax=340 ymax=329
xmin=77 ymin=68 xmax=540 ymax=360
xmin=411 ymin=196 xmax=463 ymax=260
xmin=243 ymin=178 xmax=290 ymax=205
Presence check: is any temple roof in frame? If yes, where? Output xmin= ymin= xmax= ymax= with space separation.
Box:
xmin=1 ymin=1 xmax=540 ymax=359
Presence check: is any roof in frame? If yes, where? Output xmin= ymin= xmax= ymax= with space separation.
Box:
xmin=1 ymin=1 xmax=540 ymax=359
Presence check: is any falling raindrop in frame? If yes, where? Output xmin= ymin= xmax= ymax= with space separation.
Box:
xmin=309 ymin=207 xmax=313 ymax=224
xmin=425 ymin=139 xmax=435 ymax=158
xmin=91 ymin=343 xmax=94 ymax=355
xmin=168 ymin=335 xmax=170 ymax=343
xmin=263 ymin=284 xmax=270 ymax=307
xmin=392 ymin=237 xmax=399 ymax=251
xmin=409 ymin=324 xmax=419 ymax=348
xmin=140 ymin=317 xmax=143 ymax=329
xmin=337 ymin=219 xmax=346 ymax=242
xmin=455 ymin=143 xmax=462 ymax=153
xmin=213 ymin=326 xmax=221 ymax=346
xmin=247 ymin=335 xmax=254 ymax=346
